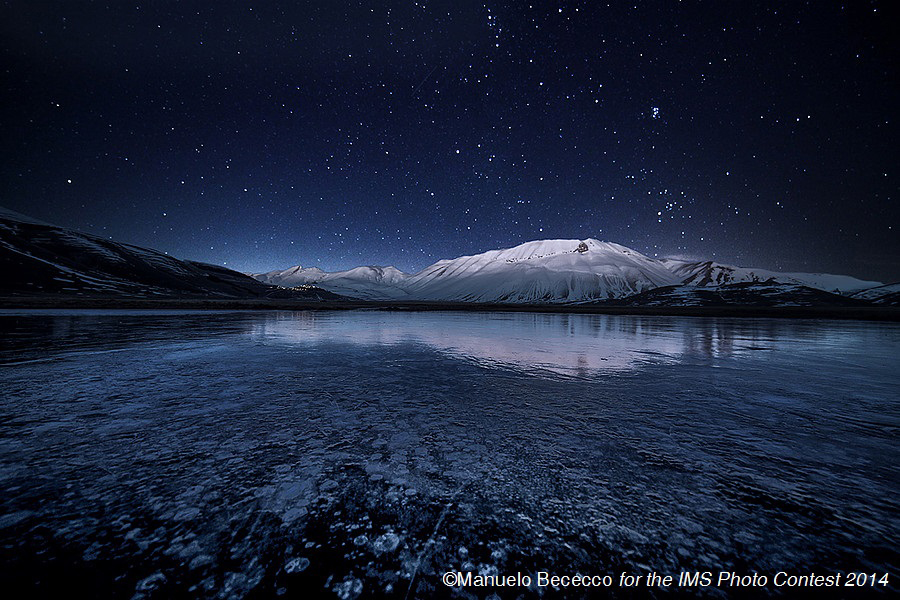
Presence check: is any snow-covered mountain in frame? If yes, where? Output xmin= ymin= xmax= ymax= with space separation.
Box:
xmin=850 ymin=283 xmax=900 ymax=306
xmin=3 ymin=205 xmax=889 ymax=309
xmin=661 ymin=259 xmax=880 ymax=294
xmin=0 ymin=207 xmax=342 ymax=301
xmin=255 ymin=239 xmax=888 ymax=305
xmin=402 ymin=239 xmax=679 ymax=302
xmin=256 ymin=239 xmax=679 ymax=303
xmin=254 ymin=265 xmax=409 ymax=300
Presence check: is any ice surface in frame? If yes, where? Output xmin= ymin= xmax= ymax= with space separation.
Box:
xmin=0 ymin=310 xmax=897 ymax=598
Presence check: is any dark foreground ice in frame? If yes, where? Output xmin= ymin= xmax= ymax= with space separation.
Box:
xmin=0 ymin=310 xmax=897 ymax=598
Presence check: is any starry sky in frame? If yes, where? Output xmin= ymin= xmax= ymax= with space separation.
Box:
xmin=2 ymin=1 xmax=897 ymax=280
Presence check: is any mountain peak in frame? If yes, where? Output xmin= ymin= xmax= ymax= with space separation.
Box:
xmin=664 ymin=258 xmax=881 ymax=293
xmin=399 ymin=238 xmax=678 ymax=303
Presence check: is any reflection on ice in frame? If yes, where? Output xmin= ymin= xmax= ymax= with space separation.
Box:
xmin=252 ymin=311 xmax=691 ymax=375
xmin=0 ymin=310 xmax=897 ymax=598
xmin=249 ymin=310 xmax=890 ymax=377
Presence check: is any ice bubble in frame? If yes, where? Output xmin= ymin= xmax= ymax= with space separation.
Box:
xmin=333 ymin=576 xmax=363 ymax=599
xmin=280 ymin=482 xmax=306 ymax=500
xmin=390 ymin=432 xmax=412 ymax=445
xmin=189 ymin=554 xmax=214 ymax=570
xmin=253 ymin=486 xmax=275 ymax=499
xmin=222 ymin=571 xmax=254 ymax=595
xmin=0 ymin=510 xmax=34 ymax=530
xmin=136 ymin=572 xmax=167 ymax=592
xmin=178 ymin=540 xmax=203 ymax=560
xmin=373 ymin=532 xmax=400 ymax=553
xmin=284 ymin=556 xmax=310 ymax=574
xmin=282 ymin=506 xmax=308 ymax=524
xmin=82 ymin=541 xmax=102 ymax=561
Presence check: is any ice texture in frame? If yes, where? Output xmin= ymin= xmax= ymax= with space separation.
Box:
xmin=0 ymin=309 xmax=897 ymax=598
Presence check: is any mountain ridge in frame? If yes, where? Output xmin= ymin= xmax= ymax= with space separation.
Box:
xmin=661 ymin=258 xmax=880 ymax=294
xmin=2 ymin=206 xmax=891 ymax=309
xmin=0 ymin=207 xmax=342 ymax=302
xmin=255 ymin=238 xmax=884 ymax=304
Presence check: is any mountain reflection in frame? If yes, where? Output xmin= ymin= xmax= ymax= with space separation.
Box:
xmin=0 ymin=309 xmax=882 ymax=378
xmin=249 ymin=311 xmax=779 ymax=376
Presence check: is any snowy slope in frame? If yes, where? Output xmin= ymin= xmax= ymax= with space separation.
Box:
xmin=850 ymin=283 xmax=900 ymax=306
xmin=662 ymin=259 xmax=881 ymax=294
xmin=256 ymin=240 xmax=887 ymax=304
xmin=0 ymin=207 xmax=342 ymax=300
xmin=254 ymin=265 xmax=410 ymax=300
xmin=255 ymin=240 xmax=678 ymax=303
xmin=402 ymin=239 xmax=679 ymax=302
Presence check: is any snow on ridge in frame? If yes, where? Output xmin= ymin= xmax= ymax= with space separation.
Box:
xmin=400 ymin=238 xmax=679 ymax=303
xmin=255 ymin=239 xmax=680 ymax=303
xmin=253 ymin=238 xmax=888 ymax=303
xmin=850 ymin=282 xmax=900 ymax=304
xmin=779 ymin=271 xmax=882 ymax=294
xmin=254 ymin=264 xmax=411 ymax=300
xmin=663 ymin=258 xmax=881 ymax=294
xmin=254 ymin=264 xmax=406 ymax=286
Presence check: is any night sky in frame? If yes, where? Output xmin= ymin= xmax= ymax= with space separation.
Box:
xmin=2 ymin=1 xmax=897 ymax=280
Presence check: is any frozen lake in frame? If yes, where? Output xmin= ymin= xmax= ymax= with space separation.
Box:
xmin=0 ymin=310 xmax=897 ymax=598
